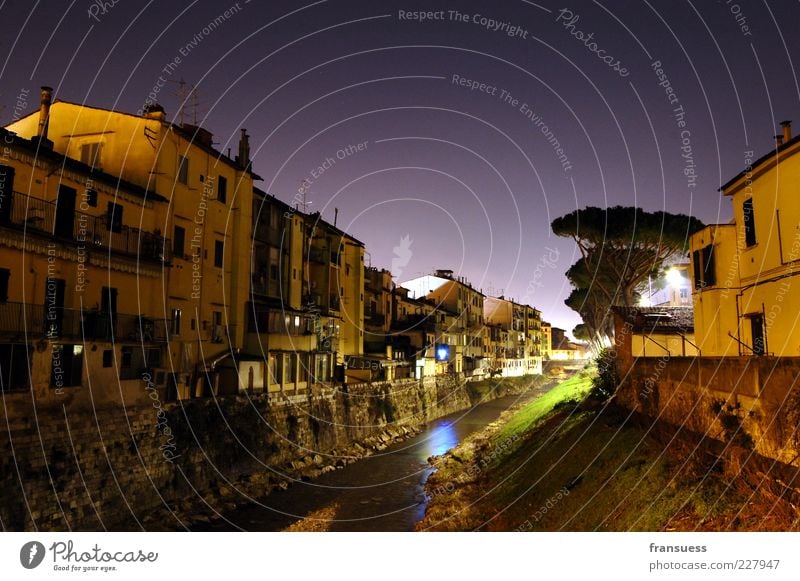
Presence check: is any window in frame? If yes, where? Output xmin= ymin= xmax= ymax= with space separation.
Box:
xmin=0 ymin=344 xmax=31 ymax=392
xmin=692 ymin=250 xmax=702 ymax=290
xmin=80 ymin=142 xmax=102 ymax=167
xmin=692 ymin=245 xmax=716 ymax=289
xmin=173 ymin=225 xmax=186 ymax=258
xmin=743 ymin=198 xmax=756 ymax=247
xmin=106 ymin=202 xmax=123 ymax=233
xmin=750 ymin=314 xmax=765 ymax=356
xmin=121 ymin=346 xmax=133 ymax=369
xmin=171 ymin=308 xmax=181 ymax=335
xmin=146 ymin=348 xmax=161 ymax=367
xmin=314 ymin=354 xmax=329 ymax=383
xmin=212 ymin=311 xmax=223 ymax=342
xmin=0 ymin=268 xmax=8 ymax=302
xmin=269 ymin=353 xmax=284 ymax=386
xmin=102 ymin=350 xmax=113 ymax=368
xmin=298 ymin=354 xmax=308 ymax=383
xmin=178 ymin=155 xmax=189 ymax=185
xmin=51 ymin=344 xmax=83 ymax=388
xmin=701 ymin=244 xmax=716 ymax=287
xmin=119 ymin=346 xmax=146 ymax=379
xmin=218 ymin=175 xmax=227 ymax=204
xmin=214 ymin=240 xmax=224 ymax=268
xmin=269 ymin=248 xmax=279 ymax=279
xmin=84 ymin=189 xmax=98 ymax=207
xmin=288 ymin=353 xmax=298 ymax=384
xmin=0 ymin=165 xmax=15 ymax=222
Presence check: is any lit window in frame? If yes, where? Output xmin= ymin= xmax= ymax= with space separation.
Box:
xmin=80 ymin=143 xmax=102 ymax=168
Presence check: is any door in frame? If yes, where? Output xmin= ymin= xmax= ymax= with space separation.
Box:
xmin=54 ymin=185 xmax=76 ymax=238
xmin=750 ymin=314 xmax=765 ymax=356
xmin=44 ymin=278 xmax=66 ymax=338
xmin=0 ymin=165 xmax=14 ymax=222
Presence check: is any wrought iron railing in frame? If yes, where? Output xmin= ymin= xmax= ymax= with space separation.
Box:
xmin=2 ymin=191 xmax=170 ymax=262
xmin=0 ymin=301 xmax=169 ymax=343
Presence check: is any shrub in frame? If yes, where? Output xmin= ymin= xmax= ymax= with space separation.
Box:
xmin=589 ymin=348 xmax=618 ymax=401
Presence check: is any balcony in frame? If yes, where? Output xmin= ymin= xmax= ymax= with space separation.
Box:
xmin=308 ymin=246 xmax=327 ymax=264
xmin=1 ymin=191 xmax=170 ymax=262
xmin=366 ymin=312 xmax=386 ymax=326
xmin=0 ymin=301 xmax=169 ymax=343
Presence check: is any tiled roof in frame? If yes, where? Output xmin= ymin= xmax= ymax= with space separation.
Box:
xmin=611 ymin=306 xmax=694 ymax=333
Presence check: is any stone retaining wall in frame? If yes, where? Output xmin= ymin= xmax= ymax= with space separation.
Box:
xmin=0 ymin=374 xmax=515 ymax=530
xmin=615 ymin=355 xmax=800 ymax=467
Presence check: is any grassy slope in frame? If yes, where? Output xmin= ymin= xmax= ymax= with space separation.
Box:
xmin=419 ymin=370 xmax=789 ymax=532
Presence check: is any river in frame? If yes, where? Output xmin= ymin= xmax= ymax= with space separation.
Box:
xmin=194 ymin=389 xmax=541 ymax=532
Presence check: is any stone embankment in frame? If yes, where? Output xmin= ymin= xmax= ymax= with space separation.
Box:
xmin=1 ymin=374 xmax=536 ymax=530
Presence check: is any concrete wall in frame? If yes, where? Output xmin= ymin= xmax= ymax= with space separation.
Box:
xmin=616 ymin=355 xmax=800 ymax=467
xmin=0 ymin=373 xmax=494 ymax=531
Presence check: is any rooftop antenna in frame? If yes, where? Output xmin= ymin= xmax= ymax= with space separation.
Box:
xmin=296 ymin=179 xmax=312 ymax=212
xmin=168 ymin=78 xmax=205 ymax=125
xmin=334 ymin=207 xmax=339 ymax=227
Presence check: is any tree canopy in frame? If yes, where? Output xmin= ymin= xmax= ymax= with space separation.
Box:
xmin=553 ymin=206 xmax=704 ymax=345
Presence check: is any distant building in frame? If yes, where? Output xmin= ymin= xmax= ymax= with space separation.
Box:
xmin=401 ymin=270 xmax=485 ymax=377
xmin=541 ymin=321 xmax=552 ymax=359
xmin=483 ymin=296 xmax=543 ymax=376
xmin=612 ymin=306 xmax=698 ymax=358
xmin=641 ymin=262 xmax=692 ymax=307
xmin=549 ymin=326 xmax=589 ymax=361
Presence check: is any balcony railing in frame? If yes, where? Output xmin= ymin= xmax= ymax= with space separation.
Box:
xmin=2 ymin=191 xmax=170 ymax=262
xmin=0 ymin=301 xmax=168 ymax=343
xmin=366 ymin=313 xmax=386 ymax=326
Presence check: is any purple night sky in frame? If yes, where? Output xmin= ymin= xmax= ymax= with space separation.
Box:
xmin=2 ymin=0 xmax=798 ymax=333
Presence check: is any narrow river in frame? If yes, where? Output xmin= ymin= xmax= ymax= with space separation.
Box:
xmin=195 ymin=389 xmax=540 ymax=532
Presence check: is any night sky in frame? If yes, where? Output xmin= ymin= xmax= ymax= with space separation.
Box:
xmin=2 ymin=0 xmax=798 ymax=332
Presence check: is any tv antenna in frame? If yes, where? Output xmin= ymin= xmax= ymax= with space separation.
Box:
xmin=168 ymin=78 xmax=205 ymax=125
xmin=296 ymin=179 xmax=313 ymax=212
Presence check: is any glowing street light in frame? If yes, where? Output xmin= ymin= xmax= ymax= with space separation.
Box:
xmin=666 ymin=268 xmax=683 ymax=287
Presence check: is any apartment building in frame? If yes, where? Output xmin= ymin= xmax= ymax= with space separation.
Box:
xmin=690 ymin=121 xmax=800 ymax=356
xmin=0 ymin=90 xmax=170 ymax=407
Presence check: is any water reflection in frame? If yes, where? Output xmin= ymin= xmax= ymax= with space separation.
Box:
xmin=423 ymin=421 xmax=459 ymax=458
xmin=194 ymin=394 xmax=526 ymax=532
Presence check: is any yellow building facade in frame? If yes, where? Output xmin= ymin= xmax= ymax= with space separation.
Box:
xmin=690 ymin=123 xmax=800 ymax=357
xmin=8 ymin=97 xmax=255 ymax=398
xmin=0 ymin=91 xmax=170 ymax=408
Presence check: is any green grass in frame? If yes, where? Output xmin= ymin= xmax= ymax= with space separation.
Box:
xmin=466 ymin=374 xmax=546 ymax=404
xmin=493 ymin=371 xmax=594 ymax=445
xmin=421 ymin=367 xmax=774 ymax=532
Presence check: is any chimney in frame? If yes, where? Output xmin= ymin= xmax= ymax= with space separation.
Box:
xmin=142 ymin=103 xmax=166 ymax=122
xmin=781 ymin=120 xmax=792 ymax=143
xmin=776 ymin=134 xmax=784 ymax=147
xmin=237 ymin=128 xmax=250 ymax=167
xmin=33 ymin=86 xmax=54 ymax=149
xmin=37 ymin=86 xmax=52 ymax=139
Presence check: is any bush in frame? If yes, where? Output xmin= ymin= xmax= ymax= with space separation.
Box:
xmin=589 ymin=348 xmax=618 ymax=401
